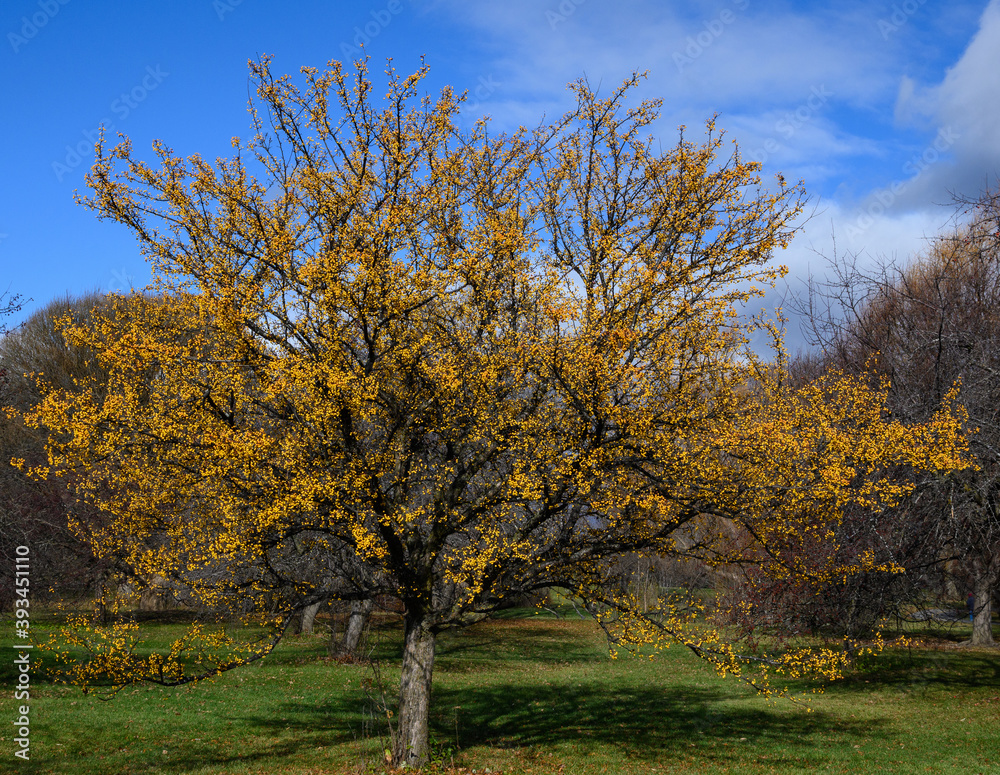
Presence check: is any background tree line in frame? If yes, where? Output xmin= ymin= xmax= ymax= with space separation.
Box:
xmin=721 ymin=187 xmax=1000 ymax=649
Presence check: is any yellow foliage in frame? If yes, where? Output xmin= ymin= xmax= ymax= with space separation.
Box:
xmin=12 ymin=57 xmax=972 ymax=703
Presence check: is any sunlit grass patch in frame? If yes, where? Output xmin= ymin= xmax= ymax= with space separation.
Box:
xmin=1 ymin=610 xmax=997 ymax=774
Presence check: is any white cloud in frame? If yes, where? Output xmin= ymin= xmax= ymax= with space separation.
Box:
xmin=425 ymin=0 xmax=998 ymax=353
xmin=774 ymin=198 xmax=957 ymax=351
xmin=889 ymin=0 xmax=1000 ymax=203
xmin=428 ymin=0 xmax=928 ymax=204
xmin=431 ymin=0 xmax=900 ymax=124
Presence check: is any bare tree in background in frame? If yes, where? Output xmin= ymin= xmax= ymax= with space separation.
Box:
xmin=0 ymin=294 xmax=112 ymax=611
xmin=796 ymin=188 xmax=1000 ymax=646
xmin=0 ymin=288 xmax=23 ymax=335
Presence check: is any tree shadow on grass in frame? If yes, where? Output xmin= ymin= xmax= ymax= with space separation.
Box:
xmin=25 ymin=611 xmax=998 ymax=774
xmin=429 ymin=682 xmax=882 ymax=765
xmin=433 ymin=621 xmax=603 ymax=670
xmin=232 ymin=679 xmax=886 ymax=771
xmin=11 ymin=675 xmax=882 ymax=775
xmin=826 ymin=647 xmax=1000 ymax=695
xmin=14 ymin=656 xmax=911 ymax=774
xmin=28 ymin=684 xmax=378 ymax=775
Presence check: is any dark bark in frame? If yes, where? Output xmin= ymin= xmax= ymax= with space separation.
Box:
xmin=393 ymin=613 xmax=435 ymax=768
xmin=95 ymin=577 xmax=114 ymax=626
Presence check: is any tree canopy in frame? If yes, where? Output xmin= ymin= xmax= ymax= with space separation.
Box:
xmin=17 ymin=57 xmax=972 ymax=767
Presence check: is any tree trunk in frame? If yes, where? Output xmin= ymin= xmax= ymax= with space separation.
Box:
xmin=393 ymin=614 xmax=436 ymax=768
xmin=298 ymin=601 xmax=322 ymax=635
xmin=970 ymin=572 xmax=995 ymax=646
xmin=342 ymin=598 xmax=372 ymax=653
xmin=95 ymin=576 xmax=114 ymax=625
xmin=327 ymin=599 xmax=372 ymax=657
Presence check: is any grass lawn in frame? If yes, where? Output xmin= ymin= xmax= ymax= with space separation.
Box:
xmin=1 ymin=609 xmax=998 ymax=774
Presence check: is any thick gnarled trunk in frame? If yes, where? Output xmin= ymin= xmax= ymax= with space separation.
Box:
xmin=393 ymin=614 xmax=436 ymax=768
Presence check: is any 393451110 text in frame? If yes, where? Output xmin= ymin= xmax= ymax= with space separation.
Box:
xmin=13 ymin=545 xmax=31 ymax=761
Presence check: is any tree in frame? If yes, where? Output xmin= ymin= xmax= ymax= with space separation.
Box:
xmin=798 ymin=190 xmax=1000 ymax=646
xmin=718 ymin=483 xmax=952 ymax=644
xmin=19 ymin=57 xmax=971 ymax=767
xmin=0 ymin=288 xmax=23 ymax=335
xmin=0 ymin=294 xmax=112 ymax=611
xmin=716 ymin=355 xmax=962 ymax=644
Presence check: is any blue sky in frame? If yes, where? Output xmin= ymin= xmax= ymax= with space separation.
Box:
xmin=2 ymin=0 xmax=999 ymax=351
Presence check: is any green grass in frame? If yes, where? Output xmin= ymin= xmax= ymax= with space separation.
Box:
xmin=2 ymin=610 xmax=999 ymax=774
